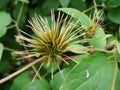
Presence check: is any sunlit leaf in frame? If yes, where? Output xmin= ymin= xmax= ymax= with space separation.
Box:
xmin=89 ymin=28 xmax=107 ymax=49
xmin=115 ymin=70 xmax=120 ymax=90
xmin=60 ymin=53 xmax=117 ymax=90
xmin=10 ymin=71 xmax=32 ymax=90
xmin=0 ymin=26 xmax=7 ymax=38
xmin=66 ymin=44 xmax=89 ymax=54
xmin=115 ymin=41 xmax=120 ymax=55
xmin=0 ymin=11 xmax=12 ymax=26
xmin=22 ymin=79 xmax=50 ymax=90
xmin=58 ymin=8 xmax=91 ymax=29
xmin=50 ymin=68 xmax=70 ymax=90
xmin=111 ymin=39 xmax=120 ymax=55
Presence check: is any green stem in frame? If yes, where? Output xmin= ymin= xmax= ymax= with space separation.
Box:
xmin=32 ymin=66 xmax=42 ymax=80
xmin=4 ymin=46 xmax=16 ymax=52
xmin=111 ymin=59 xmax=118 ymax=90
xmin=94 ymin=48 xmax=113 ymax=53
xmin=7 ymin=25 xmax=16 ymax=30
xmin=83 ymin=6 xmax=94 ymax=13
xmin=17 ymin=3 xmax=24 ymax=24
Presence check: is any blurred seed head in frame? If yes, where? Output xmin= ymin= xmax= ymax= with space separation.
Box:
xmin=84 ymin=10 xmax=103 ymax=39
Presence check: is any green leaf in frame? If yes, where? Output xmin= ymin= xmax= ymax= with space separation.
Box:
xmin=66 ymin=44 xmax=89 ymax=54
xmin=10 ymin=71 xmax=32 ymax=90
xmin=70 ymin=0 xmax=86 ymax=11
xmin=22 ymin=79 xmax=50 ymax=90
xmin=0 ymin=26 xmax=7 ymax=38
xmin=60 ymin=53 xmax=117 ymax=90
xmin=59 ymin=0 xmax=71 ymax=7
xmin=108 ymin=6 xmax=120 ymax=24
xmin=115 ymin=51 xmax=120 ymax=61
xmin=42 ymin=0 xmax=60 ymax=15
xmin=115 ymin=70 xmax=120 ymax=90
xmin=89 ymin=28 xmax=107 ymax=49
xmin=0 ymin=43 xmax=3 ymax=61
xmin=113 ymin=40 xmax=120 ymax=55
xmin=19 ymin=0 xmax=29 ymax=3
xmin=43 ymin=62 xmax=60 ymax=73
xmin=116 ymin=41 xmax=120 ymax=55
xmin=0 ymin=0 xmax=8 ymax=8
xmin=50 ymin=68 xmax=70 ymax=90
xmin=106 ymin=0 xmax=120 ymax=8
xmin=0 ymin=11 xmax=12 ymax=26
xmin=111 ymin=39 xmax=120 ymax=55
xmin=58 ymin=8 xmax=91 ymax=29
xmin=0 ymin=60 xmax=9 ymax=73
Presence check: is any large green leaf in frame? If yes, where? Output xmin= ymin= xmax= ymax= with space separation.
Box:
xmin=10 ymin=71 xmax=50 ymax=90
xmin=10 ymin=71 xmax=32 ymax=90
xmin=60 ymin=53 xmax=117 ymax=90
xmin=58 ymin=8 xmax=91 ymax=29
xmin=0 ymin=11 xmax=12 ymax=26
xmin=50 ymin=68 xmax=70 ymax=90
xmin=22 ymin=79 xmax=50 ymax=90
xmin=0 ymin=43 xmax=3 ymax=61
xmin=108 ymin=6 xmax=120 ymax=24
xmin=106 ymin=0 xmax=120 ymax=8
xmin=0 ymin=26 xmax=7 ymax=38
xmin=115 ymin=70 xmax=120 ymax=90
xmin=89 ymin=28 xmax=110 ymax=49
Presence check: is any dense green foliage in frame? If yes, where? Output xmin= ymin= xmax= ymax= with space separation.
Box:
xmin=0 ymin=0 xmax=120 ymax=90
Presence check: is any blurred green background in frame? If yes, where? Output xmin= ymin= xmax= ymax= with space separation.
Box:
xmin=0 ymin=0 xmax=120 ymax=90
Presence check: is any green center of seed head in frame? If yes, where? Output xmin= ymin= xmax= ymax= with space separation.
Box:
xmin=44 ymin=40 xmax=64 ymax=60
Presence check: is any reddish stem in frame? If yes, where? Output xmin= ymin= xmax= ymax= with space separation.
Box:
xmin=16 ymin=45 xmax=115 ymax=63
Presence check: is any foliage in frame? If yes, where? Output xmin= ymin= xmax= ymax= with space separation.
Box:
xmin=0 ymin=0 xmax=120 ymax=90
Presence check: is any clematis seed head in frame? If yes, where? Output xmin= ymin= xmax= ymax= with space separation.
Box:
xmin=16 ymin=11 xmax=85 ymax=67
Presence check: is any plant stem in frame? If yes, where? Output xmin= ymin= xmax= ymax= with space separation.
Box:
xmin=17 ymin=3 xmax=24 ymax=24
xmin=7 ymin=25 xmax=16 ymax=30
xmin=32 ymin=64 xmax=43 ymax=82
xmin=111 ymin=50 xmax=118 ymax=90
xmin=111 ymin=60 xmax=118 ymax=90
xmin=32 ymin=66 xmax=42 ymax=80
xmin=4 ymin=47 xmax=16 ymax=52
xmin=93 ymin=0 xmax=98 ymax=14
xmin=83 ymin=6 xmax=94 ymax=13
xmin=0 ymin=58 xmax=42 ymax=84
